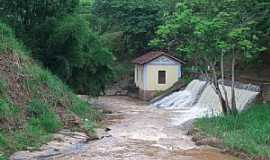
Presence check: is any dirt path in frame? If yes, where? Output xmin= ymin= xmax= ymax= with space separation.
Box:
xmin=57 ymin=96 xmax=239 ymax=160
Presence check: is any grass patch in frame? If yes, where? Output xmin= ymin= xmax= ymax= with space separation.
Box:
xmin=29 ymin=112 xmax=62 ymax=133
xmin=0 ymin=155 xmax=8 ymax=160
xmin=0 ymin=124 xmax=52 ymax=155
xmin=0 ymin=100 xmax=22 ymax=130
xmin=0 ymin=21 xmax=27 ymax=55
xmin=27 ymin=99 xmax=50 ymax=117
xmin=13 ymin=124 xmax=51 ymax=151
xmin=0 ymin=80 xmax=8 ymax=98
xmin=0 ymin=105 xmax=61 ymax=155
xmin=195 ymin=103 xmax=270 ymax=158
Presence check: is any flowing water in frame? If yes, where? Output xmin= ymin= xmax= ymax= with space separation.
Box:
xmin=153 ymin=79 xmax=260 ymax=126
xmin=56 ymin=96 xmax=239 ymax=160
xmin=154 ymin=80 xmax=208 ymax=109
xmin=11 ymin=96 xmax=241 ymax=160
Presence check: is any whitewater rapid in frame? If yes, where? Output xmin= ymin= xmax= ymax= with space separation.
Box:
xmin=153 ymin=80 xmax=260 ymax=126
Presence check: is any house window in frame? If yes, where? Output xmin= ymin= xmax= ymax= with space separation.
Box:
xmin=158 ymin=71 xmax=166 ymax=84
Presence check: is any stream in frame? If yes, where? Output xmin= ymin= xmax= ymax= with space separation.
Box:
xmin=57 ymin=96 xmax=239 ymax=160
xmin=11 ymin=96 xmax=240 ymax=160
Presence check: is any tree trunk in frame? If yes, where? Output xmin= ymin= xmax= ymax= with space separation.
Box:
xmin=210 ymin=62 xmax=228 ymax=115
xmin=220 ymin=52 xmax=231 ymax=113
xmin=215 ymin=84 xmax=228 ymax=115
xmin=231 ymin=51 xmax=238 ymax=115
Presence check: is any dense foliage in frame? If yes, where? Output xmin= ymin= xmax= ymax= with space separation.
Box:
xmin=91 ymin=0 xmax=165 ymax=58
xmin=41 ymin=15 xmax=114 ymax=95
xmin=0 ymin=0 xmax=114 ymax=95
xmin=151 ymin=0 xmax=269 ymax=62
xmin=0 ymin=0 xmax=79 ymax=37
xmin=1 ymin=0 xmax=269 ymax=95
xmin=151 ymin=0 xmax=270 ymax=114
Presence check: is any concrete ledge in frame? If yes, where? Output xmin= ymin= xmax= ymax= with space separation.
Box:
xmin=139 ymin=90 xmax=157 ymax=101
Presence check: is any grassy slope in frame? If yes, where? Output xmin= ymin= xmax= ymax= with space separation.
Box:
xmin=0 ymin=22 xmax=101 ymax=158
xmin=195 ymin=104 xmax=270 ymax=158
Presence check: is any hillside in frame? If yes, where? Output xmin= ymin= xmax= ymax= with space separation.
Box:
xmin=0 ymin=22 xmax=101 ymax=158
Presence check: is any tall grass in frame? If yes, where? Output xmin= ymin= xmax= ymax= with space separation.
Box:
xmin=0 ymin=100 xmax=22 ymax=129
xmin=0 ymin=22 xmax=27 ymax=55
xmin=195 ymin=103 xmax=270 ymax=158
xmin=0 ymin=80 xmax=8 ymax=98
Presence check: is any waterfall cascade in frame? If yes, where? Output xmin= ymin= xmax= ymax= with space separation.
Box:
xmin=153 ymin=79 xmax=260 ymax=126
xmin=153 ymin=80 xmax=208 ymax=109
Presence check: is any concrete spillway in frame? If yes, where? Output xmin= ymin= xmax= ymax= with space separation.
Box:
xmin=153 ymin=80 xmax=260 ymax=126
xmin=153 ymin=80 xmax=208 ymax=109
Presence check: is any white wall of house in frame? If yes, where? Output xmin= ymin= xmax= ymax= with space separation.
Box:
xmin=135 ymin=56 xmax=182 ymax=91
xmin=134 ymin=64 xmax=145 ymax=90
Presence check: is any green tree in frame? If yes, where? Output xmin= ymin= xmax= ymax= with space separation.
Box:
xmin=91 ymin=0 xmax=165 ymax=58
xmin=0 ymin=1 xmax=115 ymax=95
xmin=0 ymin=0 xmax=79 ymax=35
xmin=151 ymin=0 xmax=266 ymax=115
xmin=44 ymin=15 xmax=114 ymax=96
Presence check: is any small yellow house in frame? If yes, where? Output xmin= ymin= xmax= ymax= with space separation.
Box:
xmin=132 ymin=51 xmax=184 ymax=100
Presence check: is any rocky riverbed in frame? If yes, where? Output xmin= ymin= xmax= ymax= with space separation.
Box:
xmin=11 ymin=96 xmax=240 ymax=160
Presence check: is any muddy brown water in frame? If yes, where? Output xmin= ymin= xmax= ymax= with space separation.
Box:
xmin=10 ymin=96 xmax=241 ymax=160
xmin=56 ymin=96 xmax=239 ymax=160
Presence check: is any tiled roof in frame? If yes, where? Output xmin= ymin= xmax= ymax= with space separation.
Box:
xmin=132 ymin=51 xmax=185 ymax=65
